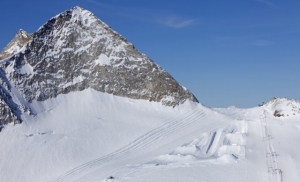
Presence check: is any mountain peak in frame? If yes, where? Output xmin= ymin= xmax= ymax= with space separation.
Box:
xmin=0 ymin=29 xmax=32 ymax=60
xmin=0 ymin=7 xmax=198 ymax=126
xmin=72 ymin=5 xmax=84 ymax=10
xmin=18 ymin=29 xmax=30 ymax=38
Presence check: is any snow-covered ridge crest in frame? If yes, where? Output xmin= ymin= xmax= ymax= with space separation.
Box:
xmin=0 ymin=6 xmax=198 ymax=125
xmin=263 ymin=97 xmax=300 ymax=117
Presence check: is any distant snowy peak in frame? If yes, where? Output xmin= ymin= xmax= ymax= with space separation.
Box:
xmin=0 ymin=6 xmax=198 ymax=125
xmin=0 ymin=29 xmax=32 ymax=60
xmin=263 ymin=97 xmax=300 ymax=117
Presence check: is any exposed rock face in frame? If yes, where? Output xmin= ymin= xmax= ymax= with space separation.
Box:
xmin=0 ymin=90 xmax=21 ymax=126
xmin=0 ymin=6 xmax=198 ymax=126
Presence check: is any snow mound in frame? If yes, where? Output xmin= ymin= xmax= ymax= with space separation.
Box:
xmin=153 ymin=120 xmax=248 ymax=165
xmin=264 ymin=97 xmax=300 ymax=118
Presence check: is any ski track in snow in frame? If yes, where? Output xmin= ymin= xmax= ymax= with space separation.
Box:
xmin=49 ymin=106 xmax=207 ymax=182
xmin=260 ymin=110 xmax=283 ymax=182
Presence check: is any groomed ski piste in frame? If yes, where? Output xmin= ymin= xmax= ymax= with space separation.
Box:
xmin=1 ymin=90 xmax=300 ymax=182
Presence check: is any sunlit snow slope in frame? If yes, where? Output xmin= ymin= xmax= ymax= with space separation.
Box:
xmin=1 ymin=90 xmax=300 ymax=182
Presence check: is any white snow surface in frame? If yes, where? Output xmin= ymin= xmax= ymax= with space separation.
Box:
xmin=95 ymin=54 xmax=110 ymax=66
xmin=1 ymin=91 xmax=300 ymax=182
xmin=264 ymin=97 xmax=300 ymax=117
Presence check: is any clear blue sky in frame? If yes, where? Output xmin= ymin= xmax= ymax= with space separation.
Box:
xmin=1 ymin=0 xmax=299 ymax=108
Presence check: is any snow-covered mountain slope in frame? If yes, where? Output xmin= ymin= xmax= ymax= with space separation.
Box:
xmin=0 ymin=6 xmax=198 ymax=126
xmin=1 ymin=91 xmax=300 ymax=182
xmin=0 ymin=89 xmax=199 ymax=182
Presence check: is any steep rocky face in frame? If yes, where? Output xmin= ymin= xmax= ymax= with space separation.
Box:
xmin=0 ymin=30 xmax=32 ymax=60
xmin=0 ymin=6 xmax=198 ymax=126
xmin=0 ymin=91 xmax=21 ymax=126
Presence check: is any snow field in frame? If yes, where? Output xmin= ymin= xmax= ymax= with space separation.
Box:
xmin=0 ymin=89 xmax=195 ymax=182
xmin=1 ymin=91 xmax=300 ymax=182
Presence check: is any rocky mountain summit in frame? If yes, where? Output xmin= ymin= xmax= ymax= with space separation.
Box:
xmin=0 ymin=6 xmax=198 ymax=126
xmin=0 ymin=29 xmax=32 ymax=60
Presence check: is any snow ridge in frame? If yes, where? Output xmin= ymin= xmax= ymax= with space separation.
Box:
xmin=264 ymin=97 xmax=300 ymax=118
